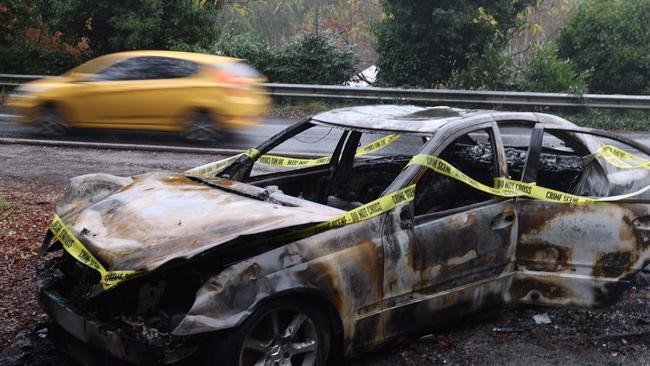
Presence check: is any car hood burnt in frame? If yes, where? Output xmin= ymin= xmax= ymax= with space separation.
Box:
xmin=53 ymin=172 xmax=343 ymax=272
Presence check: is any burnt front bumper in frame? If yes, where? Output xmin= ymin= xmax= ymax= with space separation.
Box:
xmin=38 ymin=288 xmax=201 ymax=365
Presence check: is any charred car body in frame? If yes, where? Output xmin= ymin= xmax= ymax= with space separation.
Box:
xmin=37 ymin=105 xmax=650 ymax=365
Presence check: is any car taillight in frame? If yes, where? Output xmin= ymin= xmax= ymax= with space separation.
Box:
xmin=210 ymin=67 xmax=251 ymax=88
xmin=210 ymin=62 xmax=264 ymax=89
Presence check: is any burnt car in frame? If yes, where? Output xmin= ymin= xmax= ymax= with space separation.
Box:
xmin=37 ymin=105 xmax=650 ymax=365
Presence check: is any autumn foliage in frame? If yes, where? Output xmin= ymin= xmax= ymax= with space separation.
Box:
xmin=0 ymin=0 xmax=222 ymax=74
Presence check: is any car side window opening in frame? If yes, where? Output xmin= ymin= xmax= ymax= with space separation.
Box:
xmin=497 ymin=122 xmax=612 ymax=198
xmin=245 ymin=124 xmax=427 ymax=209
xmin=493 ymin=125 xmax=650 ymax=199
xmin=554 ymin=132 xmax=650 ymax=197
xmin=95 ymin=56 xmax=199 ymax=81
xmin=329 ymin=132 xmax=426 ymax=208
xmin=414 ymin=128 xmax=500 ymax=216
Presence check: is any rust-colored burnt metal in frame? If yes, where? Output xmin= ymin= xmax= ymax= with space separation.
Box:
xmin=48 ymin=172 xmax=344 ymax=271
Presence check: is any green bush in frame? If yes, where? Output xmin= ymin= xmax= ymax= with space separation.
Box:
xmin=218 ymin=29 xmax=358 ymax=85
xmin=269 ymin=29 xmax=357 ymax=85
xmin=518 ymin=44 xmax=590 ymax=94
xmin=557 ymin=0 xmax=650 ymax=94
xmin=216 ymin=32 xmax=274 ymax=75
xmin=446 ymin=43 xmax=517 ymax=91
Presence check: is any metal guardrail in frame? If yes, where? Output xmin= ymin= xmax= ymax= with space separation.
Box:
xmin=3 ymin=73 xmax=650 ymax=110
xmin=0 ymin=73 xmax=49 ymax=86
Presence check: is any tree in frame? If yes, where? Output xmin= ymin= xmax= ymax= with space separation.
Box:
xmin=220 ymin=0 xmax=380 ymax=67
xmin=41 ymin=0 xmax=222 ymax=55
xmin=557 ymin=0 xmax=650 ymax=94
xmin=0 ymin=0 xmax=89 ymax=74
xmin=0 ymin=0 xmax=223 ymax=74
xmin=373 ymin=0 xmax=534 ymax=88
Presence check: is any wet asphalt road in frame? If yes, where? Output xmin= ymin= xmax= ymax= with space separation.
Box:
xmin=0 ymin=109 xmax=302 ymax=149
xmin=0 ymin=108 xmax=426 ymax=156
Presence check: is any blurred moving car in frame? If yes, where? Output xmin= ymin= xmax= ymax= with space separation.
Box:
xmin=7 ymin=50 xmax=270 ymax=140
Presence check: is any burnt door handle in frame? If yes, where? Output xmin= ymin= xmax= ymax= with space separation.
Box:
xmin=492 ymin=214 xmax=515 ymax=230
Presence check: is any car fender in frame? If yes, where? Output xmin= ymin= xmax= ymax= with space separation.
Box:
xmin=171 ymin=216 xmax=387 ymax=353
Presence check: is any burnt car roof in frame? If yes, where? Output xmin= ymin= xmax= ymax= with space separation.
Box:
xmin=310 ymin=105 xmax=578 ymax=133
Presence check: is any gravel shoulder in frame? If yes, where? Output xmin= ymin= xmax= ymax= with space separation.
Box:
xmin=0 ymin=143 xmax=649 ymax=366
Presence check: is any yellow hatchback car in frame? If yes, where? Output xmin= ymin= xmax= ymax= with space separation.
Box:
xmin=7 ymin=50 xmax=271 ymax=140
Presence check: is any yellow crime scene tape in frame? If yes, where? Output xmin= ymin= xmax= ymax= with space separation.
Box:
xmin=185 ymin=134 xmax=400 ymax=176
xmin=49 ymin=214 xmax=140 ymax=290
xmin=307 ymin=184 xmax=416 ymax=232
xmin=257 ymin=134 xmax=401 ymax=168
xmin=410 ymin=153 xmax=650 ymax=204
xmin=47 ymin=184 xmax=416 ymax=290
xmin=50 ymin=134 xmax=402 ymax=289
xmin=407 ymin=154 xmax=597 ymax=204
xmin=55 ymin=145 xmax=650 ymax=289
xmin=185 ymin=148 xmax=261 ymax=176
xmin=407 ymin=154 xmax=520 ymax=198
xmin=591 ymin=144 xmax=650 ymax=170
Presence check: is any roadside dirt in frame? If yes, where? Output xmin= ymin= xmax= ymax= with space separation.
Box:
xmin=0 ymin=143 xmax=649 ymax=366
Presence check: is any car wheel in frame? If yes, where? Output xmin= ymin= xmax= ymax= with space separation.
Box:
xmin=182 ymin=111 xmax=224 ymax=141
xmin=38 ymin=105 xmax=68 ymax=136
xmin=201 ymin=299 xmax=331 ymax=366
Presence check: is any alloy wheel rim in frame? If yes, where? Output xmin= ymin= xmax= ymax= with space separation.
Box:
xmin=239 ymin=307 xmax=318 ymax=366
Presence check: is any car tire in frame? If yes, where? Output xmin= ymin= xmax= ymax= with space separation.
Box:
xmin=182 ymin=111 xmax=224 ymax=141
xmin=199 ymin=298 xmax=332 ymax=366
xmin=38 ymin=105 xmax=68 ymax=136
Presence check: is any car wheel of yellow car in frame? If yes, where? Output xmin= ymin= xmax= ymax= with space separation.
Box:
xmin=182 ymin=111 xmax=224 ymax=141
xmin=38 ymin=105 xmax=69 ymax=136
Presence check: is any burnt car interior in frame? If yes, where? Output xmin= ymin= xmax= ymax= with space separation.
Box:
xmin=221 ymin=120 xmax=612 ymax=214
xmin=235 ymin=123 xmax=425 ymax=210
xmin=500 ymin=125 xmax=608 ymax=197
xmin=414 ymin=128 xmax=499 ymax=215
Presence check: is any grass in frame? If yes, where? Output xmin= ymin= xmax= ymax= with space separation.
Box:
xmin=0 ymin=194 xmax=11 ymax=211
xmin=0 ymin=193 xmax=12 ymax=237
